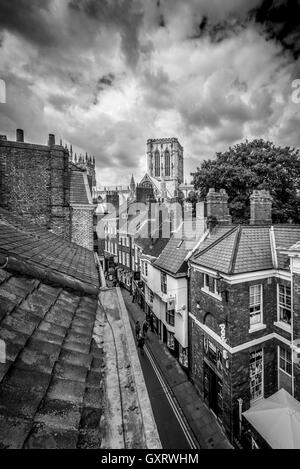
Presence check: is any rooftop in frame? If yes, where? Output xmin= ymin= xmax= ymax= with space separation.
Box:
xmin=0 ymin=208 xmax=99 ymax=291
xmin=191 ymin=224 xmax=300 ymax=274
xmin=0 ymin=270 xmax=102 ymax=449
xmin=0 ymin=208 xmax=104 ymax=448
xmin=135 ymin=236 xmax=170 ymax=259
xmin=70 ymin=171 xmax=93 ymax=206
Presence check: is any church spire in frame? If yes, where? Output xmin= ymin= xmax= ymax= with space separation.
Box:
xmin=130 ymin=174 xmax=136 ymax=192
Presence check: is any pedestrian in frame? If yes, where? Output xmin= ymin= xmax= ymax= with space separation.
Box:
xmin=132 ymin=290 xmax=136 ymax=303
xmin=142 ymin=320 xmax=149 ymax=339
xmin=135 ymin=320 xmax=141 ymax=340
xmin=137 ymin=333 xmax=145 ymax=355
xmin=149 ymin=314 xmax=154 ymax=332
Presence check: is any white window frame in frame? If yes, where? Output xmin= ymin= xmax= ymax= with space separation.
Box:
xmin=161 ymin=272 xmax=167 ymax=294
xmin=278 ymin=345 xmax=292 ymax=377
xmin=277 ymin=284 xmax=291 ymax=327
xmin=201 ymin=273 xmax=222 ymax=300
xmin=134 ymin=247 xmax=138 ymax=263
xmin=249 ymin=284 xmax=263 ymax=330
xmin=250 ymin=348 xmax=264 ymax=403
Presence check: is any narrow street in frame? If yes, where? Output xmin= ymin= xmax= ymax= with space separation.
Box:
xmin=120 ymin=288 xmax=200 ymax=449
xmin=137 ymin=343 xmax=194 ymax=449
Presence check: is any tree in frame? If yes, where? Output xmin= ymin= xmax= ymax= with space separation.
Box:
xmin=191 ymin=139 xmax=300 ymax=224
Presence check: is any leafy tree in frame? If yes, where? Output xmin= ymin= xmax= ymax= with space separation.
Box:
xmin=191 ymin=139 xmax=300 ymax=224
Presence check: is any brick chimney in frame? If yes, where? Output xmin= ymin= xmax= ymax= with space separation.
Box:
xmin=48 ymin=134 xmax=55 ymax=146
xmin=0 ymin=135 xmax=7 ymax=141
xmin=16 ymin=129 xmax=24 ymax=142
xmin=250 ymin=189 xmax=272 ymax=225
xmin=206 ymin=188 xmax=232 ymax=225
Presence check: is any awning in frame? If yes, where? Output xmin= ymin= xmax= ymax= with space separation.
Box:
xmin=243 ymin=388 xmax=300 ymax=449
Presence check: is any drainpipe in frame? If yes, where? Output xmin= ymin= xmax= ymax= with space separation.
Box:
xmin=237 ymin=398 xmax=243 ymax=440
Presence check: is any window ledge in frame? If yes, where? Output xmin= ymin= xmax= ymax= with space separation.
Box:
xmin=274 ymin=321 xmax=292 ymax=333
xmin=249 ymin=324 xmax=267 ymax=333
xmin=201 ymin=287 xmax=222 ymax=301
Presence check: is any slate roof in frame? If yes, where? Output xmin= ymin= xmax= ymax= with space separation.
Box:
xmin=153 ymin=238 xmax=190 ymax=276
xmin=0 ymin=208 xmax=99 ymax=288
xmin=0 ymin=205 xmax=106 ymax=448
xmin=153 ymin=221 xmax=205 ymax=276
xmin=135 ymin=236 xmax=169 ymax=259
xmin=273 ymin=226 xmax=300 ymax=270
xmin=0 ymin=269 xmax=103 ymax=449
xmin=191 ymin=224 xmax=300 ymax=274
xmin=70 ymin=171 xmax=92 ymax=205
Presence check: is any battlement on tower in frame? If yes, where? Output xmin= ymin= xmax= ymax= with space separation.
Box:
xmin=147 ymin=137 xmax=184 ymax=151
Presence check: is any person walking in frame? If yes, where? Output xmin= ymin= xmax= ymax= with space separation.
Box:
xmin=148 ymin=314 xmax=154 ymax=333
xmin=135 ymin=321 xmax=141 ymax=340
xmin=137 ymin=333 xmax=145 ymax=356
xmin=142 ymin=320 xmax=149 ymax=339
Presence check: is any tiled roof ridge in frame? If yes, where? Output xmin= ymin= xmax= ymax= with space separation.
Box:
xmin=0 ymin=251 xmax=99 ymax=296
xmin=193 ymin=225 xmax=238 ymax=260
xmin=229 ymin=225 xmax=242 ymax=274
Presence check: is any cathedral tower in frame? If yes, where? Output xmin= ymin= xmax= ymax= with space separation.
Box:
xmin=147 ymin=138 xmax=184 ymax=185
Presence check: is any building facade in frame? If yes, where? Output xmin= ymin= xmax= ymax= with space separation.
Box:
xmin=188 ymin=189 xmax=300 ymax=446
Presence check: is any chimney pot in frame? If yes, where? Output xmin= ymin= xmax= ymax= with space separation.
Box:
xmin=16 ymin=129 xmax=24 ymax=142
xmin=0 ymin=135 xmax=7 ymax=141
xmin=48 ymin=134 xmax=55 ymax=146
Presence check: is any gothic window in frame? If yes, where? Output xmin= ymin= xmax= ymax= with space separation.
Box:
xmin=154 ymin=150 xmax=160 ymax=177
xmin=165 ymin=150 xmax=170 ymax=177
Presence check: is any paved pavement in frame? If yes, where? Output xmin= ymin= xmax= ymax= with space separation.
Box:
xmin=120 ymin=287 xmax=233 ymax=450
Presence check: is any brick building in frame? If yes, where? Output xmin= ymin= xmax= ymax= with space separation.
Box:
xmin=0 ymin=130 xmax=95 ymax=251
xmin=188 ymin=188 xmax=300 ymax=447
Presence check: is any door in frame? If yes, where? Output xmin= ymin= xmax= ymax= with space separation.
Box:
xmin=209 ymin=369 xmax=218 ymax=414
xmin=204 ymin=362 xmax=223 ymax=419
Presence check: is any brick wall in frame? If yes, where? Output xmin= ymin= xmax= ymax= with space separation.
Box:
xmin=189 ymin=266 xmax=284 ymax=442
xmin=71 ymin=207 xmax=94 ymax=251
xmin=0 ymin=138 xmax=71 ymax=239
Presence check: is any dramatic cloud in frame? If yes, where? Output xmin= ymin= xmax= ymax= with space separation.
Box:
xmin=0 ymin=0 xmax=299 ymax=186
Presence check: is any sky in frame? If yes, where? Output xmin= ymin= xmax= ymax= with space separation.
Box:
xmin=0 ymin=0 xmax=300 ymax=187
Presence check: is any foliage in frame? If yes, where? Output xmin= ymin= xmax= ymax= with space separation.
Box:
xmin=191 ymin=139 xmax=300 ymax=223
